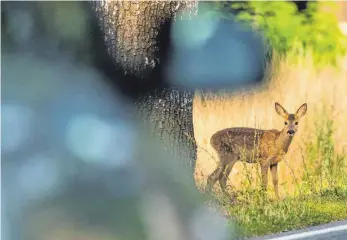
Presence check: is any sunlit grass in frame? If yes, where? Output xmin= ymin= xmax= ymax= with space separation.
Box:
xmin=222 ymin=189 xmax=347 ymax=237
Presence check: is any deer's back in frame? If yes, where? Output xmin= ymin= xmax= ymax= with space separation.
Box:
xmin=210 ymin=127 xmax=281 ymax=160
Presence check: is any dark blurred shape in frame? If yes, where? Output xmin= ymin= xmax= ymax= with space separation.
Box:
xmin=293 ymin=1 xmax=309 ymax=11
xmin=166 ymin=14 xmax=266 ymax=90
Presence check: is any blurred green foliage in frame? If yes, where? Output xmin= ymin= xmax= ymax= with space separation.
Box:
xmin=204 ymin=1 xmax=347 ymax=66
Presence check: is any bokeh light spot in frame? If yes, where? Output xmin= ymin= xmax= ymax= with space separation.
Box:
xmin=66 ymin=114 xmax=136 ymax=167
xmin=17 ymin=155 xmax=60 ymax=201
xmin=2 ymin=103 xmax=34 ymax=154
xmin=190 ymin=205 xmax=230 ymax=240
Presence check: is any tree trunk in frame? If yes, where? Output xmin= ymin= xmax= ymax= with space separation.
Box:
xmin=136 ymin=88 xmax=196 ymax=168
xmin=91 ymin=1 xmax=198 ymax=170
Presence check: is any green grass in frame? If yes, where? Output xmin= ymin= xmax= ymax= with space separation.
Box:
xmin=219 ymin=189 xmax=347 ymax=237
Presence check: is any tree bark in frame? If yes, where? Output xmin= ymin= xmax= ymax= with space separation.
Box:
xmin=136 ymin=88 xmax=196 ymax=168
xmin=91 ymin=1 xmax=198 ymax=170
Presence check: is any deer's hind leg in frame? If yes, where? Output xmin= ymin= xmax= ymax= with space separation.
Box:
xmin=206 ymin=153 xmax=229 ymax=192
xmin=206 ymin=161 xmax=226 ymax=192
xmin=219 ymin=155 xmax=238 ymax=193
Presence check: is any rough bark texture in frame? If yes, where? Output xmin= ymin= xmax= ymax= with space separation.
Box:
xmin=91 ymin=1 xmax=198 ymax=170
xmin=136 ymin=88 xmax=196 ymax=168
xmin=92 ymin=1 xmax=197 ymax=77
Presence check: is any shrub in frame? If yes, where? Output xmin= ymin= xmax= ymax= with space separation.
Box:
xmin=203 ymin=1 xmax=347 ymax=67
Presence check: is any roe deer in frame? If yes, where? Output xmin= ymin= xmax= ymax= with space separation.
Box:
xmin=206 ymin=102 xmax=307 ymax=198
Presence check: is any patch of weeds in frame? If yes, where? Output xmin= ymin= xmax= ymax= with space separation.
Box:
xmin=304 ymin=104 xmax=347 ymax=194
xmin=222 ymin=190 xmax=347 ymax=237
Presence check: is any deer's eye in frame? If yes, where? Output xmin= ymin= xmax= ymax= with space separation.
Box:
xmin=285 ymin=122 xmax=288 ymax=125
xmin=295 ymin=122 xmax=298 ymax=125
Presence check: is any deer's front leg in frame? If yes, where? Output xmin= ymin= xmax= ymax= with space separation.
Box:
xmin=270 ymin=163 xmax=279 ymax=199
xmin=260 ymin=163 xmax=269 ymax=192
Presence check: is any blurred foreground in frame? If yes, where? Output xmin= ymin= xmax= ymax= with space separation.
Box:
xmin=1 ymin=1 xmax=267 ymax=240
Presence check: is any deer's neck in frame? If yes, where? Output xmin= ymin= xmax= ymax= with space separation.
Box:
xmin=275 ymin=129 xmax=293 ymax=154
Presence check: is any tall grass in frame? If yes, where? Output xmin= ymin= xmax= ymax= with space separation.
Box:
xmin=301 ymin=104 xmax=347 ymax=196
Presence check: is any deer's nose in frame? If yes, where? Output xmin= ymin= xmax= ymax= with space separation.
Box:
xmin=287 ymin=130 xmax=295 ymax=135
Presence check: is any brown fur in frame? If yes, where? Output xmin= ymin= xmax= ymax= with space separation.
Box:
xmin=206 ymin=102 xmax=307 ymax=199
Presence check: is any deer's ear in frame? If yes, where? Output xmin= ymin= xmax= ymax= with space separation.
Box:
xmin=275 ymin=102 xmax=289 ymax=119
xmin=296 ymin=103 xmax=307 ymax=119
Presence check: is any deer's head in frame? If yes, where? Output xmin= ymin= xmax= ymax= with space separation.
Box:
xmin=275 ymin=102 xmax=307 ymax=137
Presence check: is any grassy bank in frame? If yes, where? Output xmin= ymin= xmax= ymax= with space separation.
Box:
xmin=194 ymin=50 xmax=347 ymax=236
xmin=218 ymin=188 xmax=347 ymax=237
